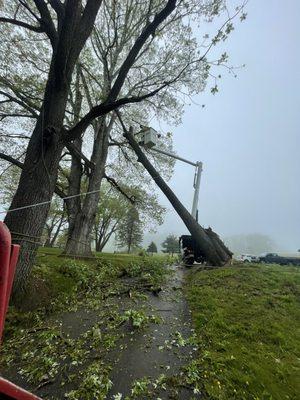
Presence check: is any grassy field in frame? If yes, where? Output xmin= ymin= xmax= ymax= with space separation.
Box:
xmin=185 ymin=263 xmax=300 ymax=400
xmin=21 ymin=247 xmax=171 ymax=310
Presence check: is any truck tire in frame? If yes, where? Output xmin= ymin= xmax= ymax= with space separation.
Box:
xmin=183 ymin=256 xmax=194 ymax=266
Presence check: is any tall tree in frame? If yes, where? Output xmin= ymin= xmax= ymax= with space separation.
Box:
xmin=147 ymin=242 xmax=158 ymax=254
xmin=115 ymin=206 xmax=143 ymax=253
xmin=61 ymin=0 xmax=218 ymax=256
xmin=94 ymin=183 xmax=165 ymax=252
xmin=1 ymin=0 xmax=103 ymax=294
xmin=93 ymin=183 xmax=132 ymax=253
xmin=43 ymin=197 xmax=66 ymax=248
xmin=161 ymin=234 xmax=180 ymax=255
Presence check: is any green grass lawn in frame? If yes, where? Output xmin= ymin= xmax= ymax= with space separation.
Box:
xmin=20 ymin=246 xmax=173 ymax=312
xmin=38 ymin=247 xmax=169 ymax=269
xmin=185 ymin=263 xmax=300 ymax=400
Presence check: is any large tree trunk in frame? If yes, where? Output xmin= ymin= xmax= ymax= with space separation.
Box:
xmin=63 ymin=118 xmax=110 ymax=256
xmin=64 ymin=66 xmax=84 ymax=240
xmin=124 ymin=126 xmax=232 ymax=266
xmin=4 ymin=75 xmax=68 ymax=294
xmin=64 ymin=137 xmax=84 ymax=248
xmin=4 ymin=2 xmax=103 ymax=295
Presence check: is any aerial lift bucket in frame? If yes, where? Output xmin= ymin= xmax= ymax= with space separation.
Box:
xmin=0 ymin=221 xmax=41 ymax=400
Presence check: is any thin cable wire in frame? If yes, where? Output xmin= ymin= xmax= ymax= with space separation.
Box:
xmin=0 ymin=189 xmax=102 ymax=215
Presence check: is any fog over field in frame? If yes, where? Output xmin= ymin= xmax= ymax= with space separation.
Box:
xmin=142 ymin=0 xmax=300 ymax=253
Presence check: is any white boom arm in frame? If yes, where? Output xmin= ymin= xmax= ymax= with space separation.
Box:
xmin=148 ymin=147 xmax=202 ymax=221
xmin=191 ymin=162 xmax=203 ymax=220
xmin=139 ymin=127 xmax=203 ymax=221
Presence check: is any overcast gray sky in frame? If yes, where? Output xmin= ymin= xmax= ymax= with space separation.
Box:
xmin=147 ymin=0 xmax=300 ymax=252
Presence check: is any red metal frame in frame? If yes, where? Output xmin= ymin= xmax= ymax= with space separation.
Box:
xmin=0 ymin=221 xmax=42 ymax=400
xmin=0 ymin=378 xmax=41 ymax=400
xmin=0 ymin=221 xmax=12 ymax=336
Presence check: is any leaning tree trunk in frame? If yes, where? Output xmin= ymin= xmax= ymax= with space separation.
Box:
xmin=63 ymin=118 xmax=110 ymax=256
xmin=124 ymin=126 xmax=232 ymax=266
xmin=205 ymin=227 xmax=232 ymax=262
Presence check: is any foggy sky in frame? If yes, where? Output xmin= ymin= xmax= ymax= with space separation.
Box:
xmin=147 ymin=0 xmax=300 ymax=252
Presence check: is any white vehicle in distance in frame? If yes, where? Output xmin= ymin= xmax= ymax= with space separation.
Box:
xmin=240 ymin=254 xmax=259 ymax=263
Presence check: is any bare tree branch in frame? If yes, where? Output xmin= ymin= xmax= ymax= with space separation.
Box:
xmin=0 ymin=17 xmax=43 ymax=32
xmin=17 ymin=0 xmax=40 ymax=21
xmin=0 ymin=152 xmax=24 ymax=169
xmin=32 ymin=0 xmax=58 ymax=47
xmin=108 ymin=0 xmax=176 ymax=101
xmin=0 ymin=133 xmax=30 ymax=139
xmin=65 ymin=142 xmax=95 ymax=172
xmin=65 ymin=79 xmax=174 ymax=142
xmin=0 ymin=113 xmax=37 ymax=121
xmin=0 ymin=91 xmax=38 ymax=117
xmin=0 ymin=152 xmax=67 ymax=198
xmin=104 ymin=174 xmax=135 ymax=204
xmin=48 ymin=0 xmax=64 ymax=18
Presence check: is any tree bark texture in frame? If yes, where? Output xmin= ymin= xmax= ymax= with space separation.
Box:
xmin=63 ymin=118 xmax=110 ymax=256
xmin=4 ymin=87 xmax=67 ymax=294
xmin=64 ymin=138 xmax=84 ymax=238
xmin=124 ymin=126 xmax=232 ymax=266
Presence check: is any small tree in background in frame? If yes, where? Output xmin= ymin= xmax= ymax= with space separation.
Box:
xmin=147 ymin=242 xmax=158 ymax=255
xmin=161 ymin=234 xmax=180 ymax=256
xmin=43 ymin=197 xmax=66 ymax=248
xmin=116 ymin=207 xmax=143 ymax=253
xmin=93 ymin=185 xmax=129 ymax=253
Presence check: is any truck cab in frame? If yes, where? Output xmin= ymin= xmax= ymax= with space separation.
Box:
xmin=179 ymin=235 xmax=205 ymax=266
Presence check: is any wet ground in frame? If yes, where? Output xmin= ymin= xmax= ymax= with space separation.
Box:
xmin=107 ymin=265 xmax=197 ymax=399
xmin=2 ymin=265 xmax=199 ymax=399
